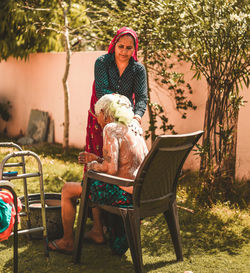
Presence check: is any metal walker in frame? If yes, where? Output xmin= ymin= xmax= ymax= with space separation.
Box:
xmin=0 ymin=142 xmax=49 ymax=273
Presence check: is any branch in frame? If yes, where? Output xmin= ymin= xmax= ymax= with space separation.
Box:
xmin=177 ymin=205 xmax=194 ymax=214
xmin=58 ymin=0 xmax=63 ymax=9
xmin=37 ymin=26 xmax=63 ymax=35
xmin=50 ymin=22 xmax=62 ymax=29
xmin=17 ymin=3 xmax=51 ymax=12
xmin=69 ymin=20 xmax=103 ymax=33
xmin=67 ymin=0 xmax=71 ymax=14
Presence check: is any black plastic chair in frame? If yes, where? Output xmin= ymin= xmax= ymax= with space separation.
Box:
xmin=73 ymin=131 xmax=203 ymax=273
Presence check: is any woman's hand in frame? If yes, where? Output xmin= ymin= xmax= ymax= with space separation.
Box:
xmin=129 ymin=118 xmax=143 ymax=136
xmin=78 ymin=152 xmax=99 ymax=165
xmin=133 ymin=114 xmax=142 ymax=124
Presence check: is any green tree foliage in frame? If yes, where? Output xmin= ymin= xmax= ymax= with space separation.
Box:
xmin=0 ymin=1 xmax=62 ymax=60
xmin=0 ymin=1 xmax=91 ymax=61
xmin=164 ymin=0 xmax=249 ymax=203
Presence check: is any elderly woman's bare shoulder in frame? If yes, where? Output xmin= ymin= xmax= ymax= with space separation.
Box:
xmin=103 ymin=122 xmax=128 ymax=137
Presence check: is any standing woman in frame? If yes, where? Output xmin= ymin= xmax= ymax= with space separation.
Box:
xmin=85 ymin=27 xmax=148 ymax=161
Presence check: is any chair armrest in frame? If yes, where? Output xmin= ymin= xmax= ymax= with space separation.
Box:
xmin=86 ymin=170 xmax=134 ymax=187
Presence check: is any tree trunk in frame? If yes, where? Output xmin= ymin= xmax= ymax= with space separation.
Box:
xmin=62 ymin=7 xmax=71 ymax=149
xmin=144 ymin=63 xmax=156 ymax=144
xmin=142 ymin=43 xmax=157 ymax=144
xmin=200 ymin=82 xmax=239 ymax=185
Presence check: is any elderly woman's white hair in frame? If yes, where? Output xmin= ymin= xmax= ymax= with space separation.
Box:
xmin=95 ymin=94 xmax=134 ymax=125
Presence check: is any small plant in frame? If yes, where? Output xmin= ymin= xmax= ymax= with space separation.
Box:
xmin=0 ymin=100 xmax=12 ymax=121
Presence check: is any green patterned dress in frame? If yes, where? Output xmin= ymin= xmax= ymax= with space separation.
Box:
xmin=89 ymin=180 xmax=133 ymax=255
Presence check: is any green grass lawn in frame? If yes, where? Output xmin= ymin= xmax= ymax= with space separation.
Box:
xmin=0 ymin=140 xmax=249 ymax=273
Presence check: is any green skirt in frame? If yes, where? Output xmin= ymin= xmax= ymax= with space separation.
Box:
xmin=89 ymin=180 xmax=133 ymax=255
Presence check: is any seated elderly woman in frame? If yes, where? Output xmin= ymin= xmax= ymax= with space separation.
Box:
xmin=48 ymin=94 xmax=148 ymax=255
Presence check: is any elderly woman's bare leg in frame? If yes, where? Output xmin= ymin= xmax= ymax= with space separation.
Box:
xmin=84 ymin=207 xmax=105 ymax=244
xmin=48 ymin=182 xmax=82 ymax=253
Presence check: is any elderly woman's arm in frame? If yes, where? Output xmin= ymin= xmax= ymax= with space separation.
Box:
xmin=87 ymin=125 xmax=119 ymax=175
xmin=78 ymin=152 xmax=103 ymax=165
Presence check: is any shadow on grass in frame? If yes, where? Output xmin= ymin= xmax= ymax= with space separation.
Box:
xmin=1 ymin=217 xmax=179 ymax=273
xmin=144 ymin=260 xmax=179 ymax=272
xmin=1 ymin=204 xmax=249 ymax=273
xmin=24 ymin=142 xmax=82 ymax=163
xmin=2 ymin=236 xmax=136 ymax=273
xmin=141 ymin=202 xmax=249 ymax=260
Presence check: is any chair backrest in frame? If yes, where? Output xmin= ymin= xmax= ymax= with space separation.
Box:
xmin=133 ymin=131 xmax=203 ymax=216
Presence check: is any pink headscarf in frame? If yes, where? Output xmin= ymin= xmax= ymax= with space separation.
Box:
xmin=108 ymin=27 xmax=139 ymax=61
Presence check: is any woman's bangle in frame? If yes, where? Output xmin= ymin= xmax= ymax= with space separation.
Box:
xmin=87 ymin=160 xmax=98 ymax=170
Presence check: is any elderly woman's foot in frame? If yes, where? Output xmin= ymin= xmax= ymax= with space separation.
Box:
xmin=84 ymin=230 xmax=105 ymax=244
xmin=48 ymin=238 xmax=74 ymax=254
